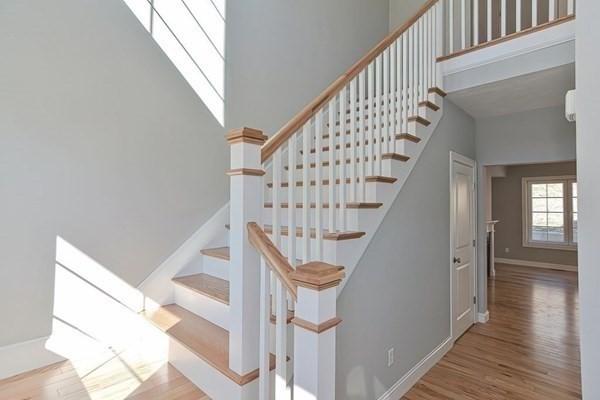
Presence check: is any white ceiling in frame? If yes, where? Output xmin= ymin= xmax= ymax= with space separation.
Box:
xmin=447 ymin=63 xmax=575 ymax=119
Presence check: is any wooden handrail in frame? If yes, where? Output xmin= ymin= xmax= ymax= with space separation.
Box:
xmin=247 ymin=222 xmax=298 ymax=301
xmin=261 ymin=0 xmax=439 ymax=163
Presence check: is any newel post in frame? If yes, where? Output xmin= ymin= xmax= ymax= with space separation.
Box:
xmin=226 ymin=127 xmax=267 ymax=375
xmin=290 ymin=262 xmax=345 ymax=400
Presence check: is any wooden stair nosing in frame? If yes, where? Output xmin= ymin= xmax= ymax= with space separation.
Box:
xmin=264 ymin=202 xmax=383 ymax=209
xmin=142 ymin=304 xmax=277 ymax=386
xmin=200 ymin=246 xmax=230 ymax=261
xmin=263 ymin=225 xmax=365 ymax=241
xmin=172 ymin=273 xmax=230 ymax=305
xmin=267 ymin=176 xmax=396 ymax=188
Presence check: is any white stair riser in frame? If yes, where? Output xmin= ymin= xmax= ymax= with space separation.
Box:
xmin=174 ymin=285 xmax=229 ymax=330
xmin=203 ymin=256 xmax=230 ymax=281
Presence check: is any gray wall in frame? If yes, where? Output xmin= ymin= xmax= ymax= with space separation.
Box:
xmin=389 ymin=0 xmax=427 ymax=31
xmin=576 ymin=1 xmax=600 ymax=398
xmin=492 ymin=161 xmax=578 ymax=267
xmin=0 ymin=0 xmax=389 ymax=347
xmin=475 ymin=105 xmax=576 ymax=314
xmin=336 ymin=101 xmax=475 ymax=399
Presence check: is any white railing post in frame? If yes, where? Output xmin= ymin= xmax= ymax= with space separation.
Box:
xmin=474 ymin=0 xmax=479 ymax=45
xmin=291 ymin=262 xmax=345 ymax=400
xmin=532 ymin=0 xmax=538 ymax=27
xmin=487 ymin=0 xmax=492 ymax=42
xmin=226 ymin=127 xmax=266 ymax=375
xmin=516 ymin=0 xmax=522 ymax=32
xmin=501 ymin=0 xmax=507 ymax=37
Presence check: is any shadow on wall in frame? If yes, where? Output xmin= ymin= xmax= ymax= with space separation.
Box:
xmin=122 ymin=0 xmax=226 ymax=125
xmin=44 ymin=236 xmax=172 ymax=399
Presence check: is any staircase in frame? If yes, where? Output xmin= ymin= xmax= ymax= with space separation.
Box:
xmin=141 ymin=1 xmax=445 ymax=399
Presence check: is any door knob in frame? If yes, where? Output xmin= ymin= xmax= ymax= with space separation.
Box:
xmin=453 ymin=257 xmax=462 ymax=264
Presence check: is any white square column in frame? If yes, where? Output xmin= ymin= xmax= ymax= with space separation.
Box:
xmin=226 ymin=127 xmax=267 ymax=376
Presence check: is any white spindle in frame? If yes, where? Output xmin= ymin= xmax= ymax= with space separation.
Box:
xmin=412 ymin=25 xmax=418 ymax=117
xmin=487 ymin=0 xmax=492 ymax=41
xmin=258 ymin=258 xmax=270 ymax=400
xmin=549 ymin=0 xmax=556 ymax=21
xmin=402 ymin=33 xmax=408 ymax=133
xmin=390 ymin=44 xmax=396 ymax=154
xmin=328 ymin=100 xmax=336 ymax=233
xmin=474 ymin=0 xmax=479 ymax=45
xmin=501 ymin=0 xmax=507 ymax=36
xmin=449 ymin=0 xmax=454 ymax=53
xmin=315 ymin=111 xmax=323 ymax=259
xmin=287 ymin=137 xmax=296 ymax=268
xmin=349 ymin=79 xmax=358 ymax=202
xmin=568 ymin=0 xmax=574 ymax=15
xmin=420 ymin=16 xmax=425 ymax=103
xmin=358 ymin=71 xmax=367 ymax=200
xmin=461 ymin=0 xmax=466 ymax=49
xmin=339 ymin=88 xmax=347 ymax=232
xmin=426 ymin=11 xmax=431 ymax=99
xmin=272 ymin=150 xmax=281 ymax=247
xmin=375 ymin=55 xmax=383 ymax=176
xmin=532 ymin=0 xmax=538 ymax=27
xmin=274 ymin=281 xmax=288 ymax=399
xmin=516 ymin=0 xmax=522 ymax=32
xmin=302 ymin=124 xmax=310 ymax=261
xmin=383 ymin=49 xmax=390 ymax=156
xmin=395 ymin=38 xmax=401 ymax=154
xmin=367 ymin=63 xmax=375 ymax=178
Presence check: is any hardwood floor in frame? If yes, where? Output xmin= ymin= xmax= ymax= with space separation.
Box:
xmin=403 ymin=264 xmax=581 ymax=400
xmin=0 ymin=345 xmax=209 ymax=400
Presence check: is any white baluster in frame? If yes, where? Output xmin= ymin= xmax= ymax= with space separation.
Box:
xmin=461 ymin=0 xmax=466 ymax=49
xmin=516 ymin=0 xmax=522 ymax=32
xmin=258 ymin=257 xmax=270 ymax=400
xmin=395 ymin=38 xmax=402 ymax=154
xmin=501 ymin=0 xmax=507 ymax=36
xmin=272 ymin=150 xmax=281 ymax=248
xmin=367 ymin=63 xmax=375 ymax=178
xmin=412 ymin=25 xmax=418 ymax=118
xmin=402 ymin=32 xmax=408 ymax=133
xmin=375 ymin=55 xmax=383 ymax=175
xmin=532 ymin=0 xmax=538 ymax=27
xmin=449 ymin=0 xmax=454 ymax=53
xmin=328 ymin=100 xmax=336 ymax=233
xmin=549 ymin=0 xmax=556 ymax=21
xmin=339 ymin=88 xmax=347 ymax=232
xmin=287 ymin=137 xmax=296 ymax=268
xmin=568 ymin=0 xmax=574 ymax=15
xmin=474 ymin=0 xmax=479 ymax=45
xmin=350 ymin=79 xmax=358 ymax=203
xmin=420 ymin=16 xmax=425 ymax=104
xmin=358 ymin=70 xmax=367 ymax=200
xmin=275 ymin=280 xmax=288 ymax=399
xmin=315 ymin=111 xmax=323 ymax=259
xmin=390 ymin=44 xmax=396 ymax=155
xmin=302 ymin=124 xmax=310 ymax=261
xmin=383 ymin=49 xmax=390 ymax=156
xmin=487 ymin=0 xmax=492 ymax=41
xmin=425 ymin=12 xmax=431 ymax=99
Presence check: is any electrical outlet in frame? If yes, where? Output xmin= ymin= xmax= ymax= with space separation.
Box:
xmin=387 ymin=348 xmax=394 ymax=367
xmin=505 ymin=247 xmax=510 ymax=253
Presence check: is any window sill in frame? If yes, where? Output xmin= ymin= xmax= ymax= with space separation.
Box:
xmin=523 ymin=241 xmax=578 ymax=252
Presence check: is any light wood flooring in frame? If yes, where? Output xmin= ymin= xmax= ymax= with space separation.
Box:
xmin=403 ymin=264 xmax=581 ymax=400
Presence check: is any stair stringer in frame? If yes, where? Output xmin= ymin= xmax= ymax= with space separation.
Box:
xmin=334 ymin=99 xmax=444 ymax=295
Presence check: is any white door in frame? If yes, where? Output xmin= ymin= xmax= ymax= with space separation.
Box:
xmin=451 ymin=153 xmax=476 ymax=340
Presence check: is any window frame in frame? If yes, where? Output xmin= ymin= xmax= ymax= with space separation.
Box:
xmin=522 ymin=175 xmax=578 ymax=251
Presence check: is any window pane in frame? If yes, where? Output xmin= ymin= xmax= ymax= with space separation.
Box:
xmin=532 ymin=212 xmax=548 ymax=226
xmin=547 ymin=183 xmax=564 ymax=197
xmin=548 ymin=213 xmax=564 ymax=227
xmin=548 ymin=228 xmax=565 ymax=243
xmin=532 ymin=198 xmax=547 ymax=212
xmin=572 ymin=182 xmax=578 ymax=197
xmin=573 ymin=197 xmax=578 ymax=213
xmin=532 ymin=184 xmax=547 ymax=198
xmin=573 ymin=212 xmax=578 ymax=243
xmin=532 ymin=227 xmax=548 ymax=241
xmin=548 ymin=198 xmax=564 ymax=212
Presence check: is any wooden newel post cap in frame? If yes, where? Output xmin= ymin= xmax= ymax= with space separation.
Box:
xmin=225 ymin=127 xmax=268 ymax=145
xmin=290 ymin=262 xmax=345 ymax=291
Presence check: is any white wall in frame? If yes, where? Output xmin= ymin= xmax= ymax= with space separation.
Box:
xmin=0 ymin=0 xmax=390 ymax=351
xmin=575 ymin=1 xmax=600 ymax=398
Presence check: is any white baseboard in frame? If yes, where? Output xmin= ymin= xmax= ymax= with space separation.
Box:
xmin=377 ymin=337 xmax=453 ymax=400
xmin=477 ymin=311 xmax=490 ymax=323
xmin=0 ymin=336 xmax=65 ymax=380
xmin=495 ymin=258 xmax=578 ymax=272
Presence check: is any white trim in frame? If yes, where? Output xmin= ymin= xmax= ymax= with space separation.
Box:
xmin=477 ymin=311 xmax=490 ymax=323
xmin=377 ymin=337 xmax=453 ymax=400
xmin=495 ymin=257 xmax=578 ymax=272
xmin=0 ymin=336 xmax=65 ymax=380
xmin=449 ymin=152 xmax=478 ymax=342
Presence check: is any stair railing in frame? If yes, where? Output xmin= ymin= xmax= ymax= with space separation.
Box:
xmin=261 ymin=0 xmax=442 ymax=267
xmin=440 ymin=0 xmax=576 ymax=59
xmin=248 ymin=222 xmax=344 ymax=400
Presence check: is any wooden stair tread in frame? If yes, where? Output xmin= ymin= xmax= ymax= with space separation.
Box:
xmin=200 ymin=246 xmax=230 ymax=261
xmin=263 ymin=225 xmax=365 ymax=241
xmin=142 ymin=304 xmax=275 ymax=385
xmin=173 ymin=273 xmax=229 ymax=305
xmin=264 ymin=202 xmax=382 ymax=209
xmin=267 ymin=176 xmax=396 ymax=187
xmin=285 ymin=154 xmax=409 ymax=170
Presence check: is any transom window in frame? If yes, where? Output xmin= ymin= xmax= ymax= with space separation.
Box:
xmin=522 ymin=176 xmax=577 ymax=251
